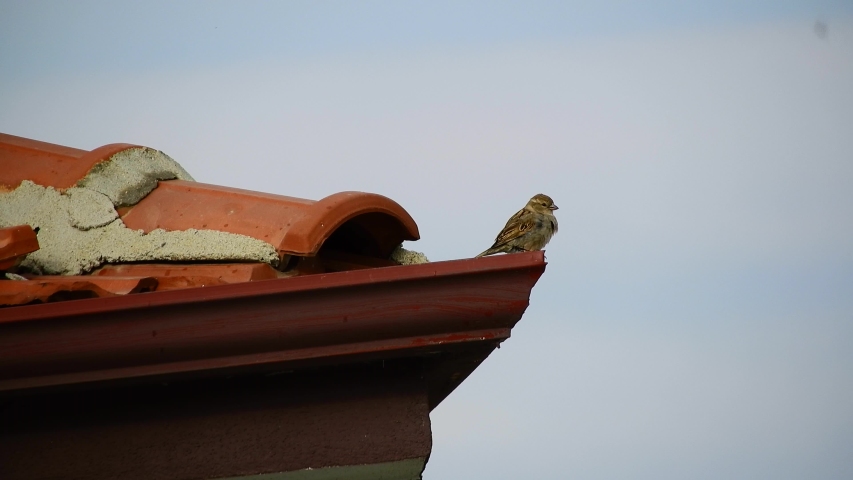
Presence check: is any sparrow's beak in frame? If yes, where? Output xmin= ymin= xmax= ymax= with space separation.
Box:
xmin=549 ymin=204 xmax=559 ymax=211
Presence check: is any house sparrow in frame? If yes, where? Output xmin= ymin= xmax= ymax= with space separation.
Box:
xmin=476 ymin=194 xmax=558 ymax=257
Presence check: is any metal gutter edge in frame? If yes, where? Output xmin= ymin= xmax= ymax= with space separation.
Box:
xmin=0 ymin=251 xmax=546 ymax=393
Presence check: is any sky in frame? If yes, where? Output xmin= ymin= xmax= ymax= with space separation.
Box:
xmin=2 ymin=1 xmax=853 ymax=479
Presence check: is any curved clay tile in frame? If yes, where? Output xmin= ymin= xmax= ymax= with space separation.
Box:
xmin=95 ymin=263 xmax=278 ymax=283
xmin=0 ymin=132 xmax=138 ymax=189
xmin=0 ymin=276 xmax=158 ymax=306
xmin=2 ymin=133 xmax=420 ymax=262
xmin=120 ymin=180 xmax=420 ymax=259
xmin=0 ymin=225 xmax=39 ymax=270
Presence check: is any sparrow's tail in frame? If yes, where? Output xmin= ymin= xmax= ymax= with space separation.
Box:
xmin=475 ymin=248 xmax=497 ymax=258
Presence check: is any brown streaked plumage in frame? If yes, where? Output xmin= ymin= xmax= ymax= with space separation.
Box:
xmin=476 ymin=193 xmax=559 ymax=257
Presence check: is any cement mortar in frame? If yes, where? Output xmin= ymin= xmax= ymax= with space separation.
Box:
xmin=1 ymin=180 xmax=279 ymax=275
xmin=76 ymin=147 xmax=194 ymax=207
xmin=390 ymin=244 xmax=429 ymax=265
xmin=64 ymin=187 xmax=118 ymax=230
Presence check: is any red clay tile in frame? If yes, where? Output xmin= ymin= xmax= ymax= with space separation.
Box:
xmin=0 ymin=225 xmax=39 ymax=270
xmin=38 ymin=269 xmax=230 ymax=293
xmin=120 ymin=180 xmax=420 ymax=259
xmin=3 ymin=133 xmax=421 ymax=280
xmin=20 ymin=275 xmax=158 ymax=294
xmin=95 ymin=263 xmax=278 ymax=283
xmin=0 ymin=132 xmax=140 ymax=189
xmin=146 ymin=275 xmax=228 ymax=291
xmin=1 ymin=276 xmax=157 ymax=306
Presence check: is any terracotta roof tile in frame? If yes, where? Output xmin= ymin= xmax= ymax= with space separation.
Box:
xmin=93 ymin=263 xmax=276 ymax=290
xmin=94 ymin=263 xmax=279 ymax=283
xmin=1 ymin=276 xmax=157 ymax=306
xmin=0 ymin=133 xmax=424 ymax=304
xmin=0 ymin=132 xmax=140 ymax=189
xmin=0 ymin=225 xmax=39 ymax=270
xmin=120 ymin=180 xmax=420 ymax=259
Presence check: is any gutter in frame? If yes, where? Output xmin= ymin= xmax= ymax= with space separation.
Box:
xmin=0 ymin=251 xmax=546 ymax=398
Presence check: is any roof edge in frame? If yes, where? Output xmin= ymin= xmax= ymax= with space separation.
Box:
xmin=0 ymin=251 xmax=546 ymax=393
xmin=283 ymin=191 xmax=420 ymax=256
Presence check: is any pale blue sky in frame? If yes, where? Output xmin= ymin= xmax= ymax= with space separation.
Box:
xmin=1 ymin=1 xmax=849 ymax=79
xmin=2 ymin=2 xmax=853 ymax=479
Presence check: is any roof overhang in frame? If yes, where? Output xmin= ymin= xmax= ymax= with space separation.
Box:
xmin=0 ymin=251 xmax=546 ymax=407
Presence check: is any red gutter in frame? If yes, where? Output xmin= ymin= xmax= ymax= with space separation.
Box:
xmin=0 ymin=252 xmax=546 ymax=393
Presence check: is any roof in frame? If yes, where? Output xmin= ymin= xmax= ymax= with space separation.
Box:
xmin=0 ymin=132 xmax=420 ymax=292
xmin=0 ymin=133 xmax=548 ymax=413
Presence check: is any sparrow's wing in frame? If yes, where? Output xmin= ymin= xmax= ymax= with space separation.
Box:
xmin=489 ymin=209 xmax=535 ymax=249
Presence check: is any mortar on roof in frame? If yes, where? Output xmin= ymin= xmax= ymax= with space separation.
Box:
xmin=76 ymin=146 xmax=194 ymax=206
xmin=1 ymin=144 xmax=431 ymax=275
xmin=0 ymin=181 xmax=278 ymax=275
xmin=64 ymin=187 xmax=118 ymax=230
xmin=0 ymin=144 xmax=279 ymax=275
xmin=390 ymin=244 xmax=429 ymax=265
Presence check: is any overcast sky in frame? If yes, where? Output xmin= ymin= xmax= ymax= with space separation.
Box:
xmin=2 ymin=1 xmax=852 ymax=479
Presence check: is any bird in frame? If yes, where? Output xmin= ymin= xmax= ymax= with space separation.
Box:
xmin=476 ymin=193 xmax=558 ymax=257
